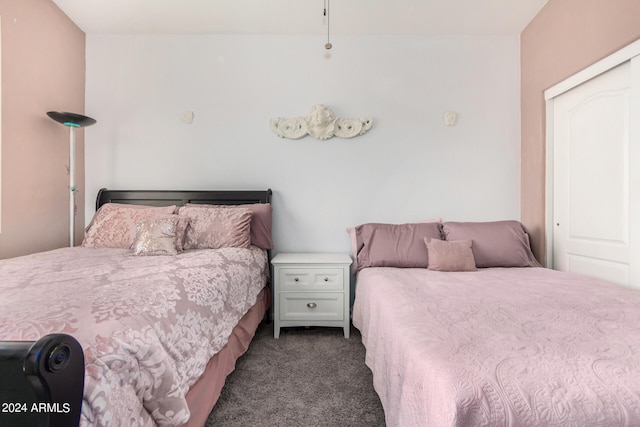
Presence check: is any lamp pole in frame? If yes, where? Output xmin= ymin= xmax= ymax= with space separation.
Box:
xmin=68 ymin=123 xmax=79 ymax=247
xmin=47 ymin=112 xmax=97 ymax=247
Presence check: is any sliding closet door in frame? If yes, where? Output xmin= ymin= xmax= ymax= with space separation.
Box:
xmin=552 ymin=56 xmax=640 ymax=289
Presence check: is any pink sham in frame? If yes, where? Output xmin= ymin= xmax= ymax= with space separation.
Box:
xmin=82 ymin=203 xmax=178 ymax=249
xmin=352 ymin=222 xmax=443 ymax=271
xmin=179 ymin=206 xmax=252 ymax=249
xmin=442 ymin=220 xmax=541 ymax=268
xmin=185 ymin=203 xmax=273 ymax=249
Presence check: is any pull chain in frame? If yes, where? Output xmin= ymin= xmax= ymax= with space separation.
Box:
xmin=324 ymin=0 xmax=332 ymax=49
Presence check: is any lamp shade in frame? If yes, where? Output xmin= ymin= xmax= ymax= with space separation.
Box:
xmin=47 ymin=111 xmax=96 ymax=128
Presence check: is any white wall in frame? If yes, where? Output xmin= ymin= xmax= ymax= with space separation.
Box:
xmin=85 ymin=34 xmax=521 ymax=255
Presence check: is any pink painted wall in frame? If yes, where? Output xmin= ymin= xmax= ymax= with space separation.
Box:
xmin=521 ymin=0 xmax=640 ymax=264
xmin=0 ymin=0 xmax=86 ymax=258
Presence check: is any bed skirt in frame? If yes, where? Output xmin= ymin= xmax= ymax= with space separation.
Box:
xmin=183 ymin=286 xmax=271 ymax=427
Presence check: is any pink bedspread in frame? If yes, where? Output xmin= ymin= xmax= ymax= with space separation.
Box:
xmin=352 ymin=267 xmax=640 ymax=427
xmin=0 ymin=246 xmax=268 ymax=426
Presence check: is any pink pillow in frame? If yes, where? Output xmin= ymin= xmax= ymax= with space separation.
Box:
xmin=352 ymin=222 xmax=443 ymax=271
xmin=174 ymin=216 xmax=190 ymax=252
xmin=442 ymin=220 xmax=541 ymax=268
xmin=347 ymin=218 xmax=441 ymax=273
xmin=82 ymin=203 xmax=178 ymax=248
xmin=179 ymin=206 xmax=252 ymax=249
xmin=185 ymin=203 xmax=273 ymax=249
xmin=425 ymin=238 xmax=477 ymax=271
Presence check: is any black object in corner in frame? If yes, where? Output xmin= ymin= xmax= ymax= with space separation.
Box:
xmin=0 ymin=334 xmax=84 ymax=427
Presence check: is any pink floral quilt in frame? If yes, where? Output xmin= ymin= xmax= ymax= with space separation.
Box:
xmin=0 ymin=246 xmax=268 ymax=426
xmin=352 ymin=267 xmax=640 ymax=427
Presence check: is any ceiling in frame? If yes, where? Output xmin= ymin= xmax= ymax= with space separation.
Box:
xmin=51 ymin=0 xmax=548 ymax=36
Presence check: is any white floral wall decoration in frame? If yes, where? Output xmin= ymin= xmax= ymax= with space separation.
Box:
xmin=270 ymin=104 xmax=373 ymax=140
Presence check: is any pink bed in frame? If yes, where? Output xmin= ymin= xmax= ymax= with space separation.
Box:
xmin=0 ymin=189 xmax=273 ymax=427
xmin=350 ymin=220 xmax=640 ymax=426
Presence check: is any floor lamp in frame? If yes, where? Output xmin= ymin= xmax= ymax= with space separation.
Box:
xmin=47 ymin=111 xmax=97 ymax=247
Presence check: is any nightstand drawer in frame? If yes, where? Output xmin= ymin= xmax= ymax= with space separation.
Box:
xmin=279 ymin=292 xmax=344 ymax=321
xmin=278 ymin=268 xmax=344 ymax=291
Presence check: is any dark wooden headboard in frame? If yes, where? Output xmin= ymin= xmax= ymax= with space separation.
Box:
xmin=96 ymin=188 xmax=272 ymax=210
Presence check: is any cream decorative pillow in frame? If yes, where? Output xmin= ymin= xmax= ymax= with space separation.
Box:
xmin=82 ymin=203 xmax=178 ymax=248
xmin=131 ymin=216 xmax=179 ymax=256
xmin=179 ymin=206 xmax=252 ymax=249
xmin=425 ymin=238 xmax=477 ymax=272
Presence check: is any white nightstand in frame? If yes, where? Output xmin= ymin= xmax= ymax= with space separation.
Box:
xmin=272 ymin=253 xmax=352 ymax=338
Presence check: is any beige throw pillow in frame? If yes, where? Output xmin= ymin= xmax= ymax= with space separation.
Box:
xmin=425 ymin=238 xmax=477 ymax=272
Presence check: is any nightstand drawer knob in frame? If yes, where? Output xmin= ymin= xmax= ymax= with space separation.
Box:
xmin=294 ymin=277 xmax=299 ymax=282
xmin=324 ymin=277 xmax=329 ymax=282
xmin=307 ymin=302 xmax=317 ymax=309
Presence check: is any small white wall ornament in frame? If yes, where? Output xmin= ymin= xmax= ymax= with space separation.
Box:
xmin=270 ymin=104 xmax=372 ymax=140
xmin=181 ymin=111 xmax=195 ymax=124
xmin=443 ymin=111 xmax=458 ymax=127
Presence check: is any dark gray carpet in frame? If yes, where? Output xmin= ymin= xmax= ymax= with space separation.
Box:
xmin=205 ymin=322 xmax=386 ymax=427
